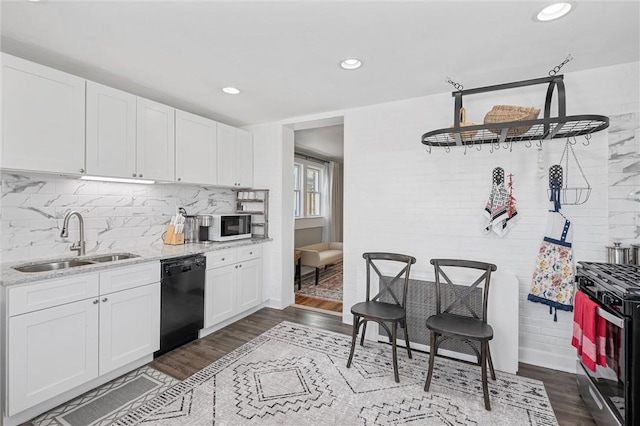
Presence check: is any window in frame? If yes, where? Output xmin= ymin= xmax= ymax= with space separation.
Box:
xmin=294 ymin=160 xmax=323 ymax=218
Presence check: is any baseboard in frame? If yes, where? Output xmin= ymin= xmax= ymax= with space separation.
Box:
xmin=519 ymin=347 xmax=577 ymax=373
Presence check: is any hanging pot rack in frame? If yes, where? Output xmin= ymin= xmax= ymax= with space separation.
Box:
xmin=421 ymin=75 xmax=609 ymax=151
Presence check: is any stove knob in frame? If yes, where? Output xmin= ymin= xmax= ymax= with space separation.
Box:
xmin=603 ymin=294 xmax=622 ymax=306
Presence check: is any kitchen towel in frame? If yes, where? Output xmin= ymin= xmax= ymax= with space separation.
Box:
xmin=483 ymin=174 xmax=519 ymax=237
xmin=571 ymin=290 xmax=599 ymax=371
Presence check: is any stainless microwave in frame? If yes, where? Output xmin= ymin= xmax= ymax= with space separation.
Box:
xmin=210 ymin=214 xmax=252 ymax=241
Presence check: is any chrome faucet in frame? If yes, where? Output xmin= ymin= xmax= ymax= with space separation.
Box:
xmin=60 ymin=211 xmax=86 ymax=256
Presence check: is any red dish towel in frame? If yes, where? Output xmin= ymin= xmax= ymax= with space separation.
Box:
xmin=572 ymin=290 xmax=603 ymax=371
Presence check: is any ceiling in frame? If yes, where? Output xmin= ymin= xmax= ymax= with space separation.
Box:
xmin=1 ymin=1 xmax=638 ymax=128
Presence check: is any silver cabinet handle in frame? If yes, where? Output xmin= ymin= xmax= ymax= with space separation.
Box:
xmin=177 ymin=177 xmax=182 ymax=182
xmin=132 ymin=173 xmax=137 ymax=177
xmin=221 ymin=257 xmax=225 ymax=261
xmin=93 ymin=299 xmax=99 ymax=304
xmin=102 ymin=297 xmax=108 ymax=302
xmin=139 ymin=174 xmax=143 ymax=177
xmin=239 ymin=264 xmax=242 ymax=268
xmin=79 ymin=168 xmax=85 ymax=173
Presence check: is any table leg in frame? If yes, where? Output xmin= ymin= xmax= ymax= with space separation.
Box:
xmin=297 ymin=258 xmax=302 ymax=290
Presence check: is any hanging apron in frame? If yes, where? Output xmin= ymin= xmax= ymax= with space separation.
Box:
xmin=528 ymin=202 xmax=575 ymax=320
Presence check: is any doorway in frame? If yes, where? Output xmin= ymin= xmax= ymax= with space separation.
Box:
xmin=291 ymin=118 xmax=344 ymax=315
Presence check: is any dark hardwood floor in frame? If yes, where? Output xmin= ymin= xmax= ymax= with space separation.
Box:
xmin=151 ymin=306 xmax=595 ymax=426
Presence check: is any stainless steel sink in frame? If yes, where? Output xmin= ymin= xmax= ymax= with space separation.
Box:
xmin=87 ymin=253 xmax=140 ymax=263
xmin=13 ymin=259 xmax=96 ymax=273
xmin=13 ymin=252 xmax=140 ymax=272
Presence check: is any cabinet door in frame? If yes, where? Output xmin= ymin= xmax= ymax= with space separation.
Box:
xmin=136 ymin=97 xmax=175 ymax=181
xmin=204 ymin=265 xmax=237 ymax=327
xmin=216 ymin=122 xmax=237 ymax=187
xmin=8 ymin=298 xmax=99 ymax=416
xmin=86 ymin=81 xmax=137 ymax=178
xmin=175 ymin=110 xmax=217 ymax=184
xmin=237 ymin=258 xmax=262 ymax=313
xmin=2 ymin=53 xmax=85 ymax=175
xmin=235 ymin=129 xmax=254 ymax=188
xmin=99 ymin=283 xmax=160 ymax=375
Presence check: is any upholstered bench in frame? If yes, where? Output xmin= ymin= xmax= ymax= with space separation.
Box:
xmin=297 ymin=242 xmax=343 ymax=285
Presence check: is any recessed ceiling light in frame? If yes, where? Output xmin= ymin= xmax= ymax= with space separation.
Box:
xmin=340 ymin=58 xmax=362 ymax=70
xmin=535 ymin=2 xmax=573 ymax=21
xmin=222 ymin=87 xmax=240 ymax=95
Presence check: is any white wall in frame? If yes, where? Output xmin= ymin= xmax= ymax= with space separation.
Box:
xmin=256 ymin=61 xmax=639 ymax=373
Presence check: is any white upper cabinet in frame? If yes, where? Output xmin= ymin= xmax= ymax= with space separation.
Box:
xmin=136 ymin=97 xmax=175 ymax=182
xmin=217 ymin=123 xmax=253 ymax=188
xmin=86 ymin=81 xmax=137 ymax=178
xmin=175 ymin=110 xmax=217 ymax=185
xmin=1 ymin=53 xmax=86 ymax=175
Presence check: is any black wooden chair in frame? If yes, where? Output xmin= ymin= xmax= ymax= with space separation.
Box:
xmin=424 ymin=259 xmax=497 ymax=410
xmin=346 ymin=252 xmax=417 ymax=382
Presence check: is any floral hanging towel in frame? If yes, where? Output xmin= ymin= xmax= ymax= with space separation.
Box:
xmin=483 ymin=173 xmax=519 ymax=237
xmin=528 ymin=210 xmax=575 ymax=321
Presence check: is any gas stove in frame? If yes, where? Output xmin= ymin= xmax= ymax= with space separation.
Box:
xmin=577 ymin=261 xmax=640 ymax=316
xmin=575 ymin=261 xmax=640 ymax=426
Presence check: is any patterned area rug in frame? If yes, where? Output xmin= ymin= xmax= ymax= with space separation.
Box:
xmin=295 ymin=261 xmax=342 ymax=301
xmin=115 ymin=322 xmax=558 ymax=425
xmin=32 ymin=366 xmax=179 ymax=426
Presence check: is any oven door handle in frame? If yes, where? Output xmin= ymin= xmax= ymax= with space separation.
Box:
xmin=597 ymin=307 xmax=624 ymax=329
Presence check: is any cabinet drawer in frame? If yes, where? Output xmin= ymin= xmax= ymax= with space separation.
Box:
xmin=9 ymin=273 xmax=99 ymax=317
xmin=206 ymin=249 xmax=236 ymax=269
xmin=237 ymin=245 xmax=262 ymax=262
xmin=100 ymin=261 xmax=159 ymax=294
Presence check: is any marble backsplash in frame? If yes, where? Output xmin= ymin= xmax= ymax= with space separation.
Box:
xmin=0 ymin=172 xmax=236 ymax=263
xmin=608 ymin=112 xmax=640 ymax=243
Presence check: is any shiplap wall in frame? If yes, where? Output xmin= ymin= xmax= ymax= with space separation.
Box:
xmin=341 ymin=62 xmax=638 ymax=372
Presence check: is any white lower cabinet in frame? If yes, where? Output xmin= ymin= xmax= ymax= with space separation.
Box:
xmin=8 ymin=298 xmax=100 ymax=416
xmin=5 ymin=262 xmax=160 ymax=417
xmin=98 ymin=283 xmax=160 ymax=375
xmin=204 ymin=246 xmax=262 ymax=328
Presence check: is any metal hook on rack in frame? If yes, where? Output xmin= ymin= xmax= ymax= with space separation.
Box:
xmin=583 ymin=133 xmax=591 ymax=147
xmin=536 ymin=139 xmax=543 ymax=148
xmin=444 ymin=145 xmax=451 ymax=154
xmin=503 ymin=140 xmax=510 ymax=150
xmin=463 ymin=144 xmax=468 ymax=155
xmin=509 ymin=141 xmax=514 ymax=152
xmin=476 ymin=142 xmax=482 ymax=152
xmin=568 ymin=136 xmax=578 ymax=146
xmin=525 ymin=139 xmax=533 ymax=148
xmin=426 ymin=145 xmax=432 ymax=154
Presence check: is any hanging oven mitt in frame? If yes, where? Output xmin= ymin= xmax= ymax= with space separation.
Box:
xmin=528 ymin=170 xmax=575 ymax=320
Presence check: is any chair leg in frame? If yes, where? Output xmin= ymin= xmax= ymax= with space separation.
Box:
xmin=402 ymin=318 xmax=412 ymax=359
xmin=360 ymin=321 xmax=368 ymax=346
xmin=486 ymin=341 xmax=496 ymax=380
xmin=481 ymin=341 xmax=491 ymax=410
xmin=347 ymin=316 xmax=359 ymax=368
xmin=391 ymin=322 xmax=399 ymax=383
xmin=424 ymin=331 xmax=437 ymax=391
xmin=315 ymin=268 xmax=319 ymax=285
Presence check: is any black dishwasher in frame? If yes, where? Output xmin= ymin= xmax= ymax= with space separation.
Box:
xmin=154 ymin=254 xmax=206 ymax=357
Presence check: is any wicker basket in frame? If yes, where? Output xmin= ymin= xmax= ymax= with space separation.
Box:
xmin=483 ymin=105 xmax=541 ymax=136
xmin=448 ymin=107 xmax=478 ymax=141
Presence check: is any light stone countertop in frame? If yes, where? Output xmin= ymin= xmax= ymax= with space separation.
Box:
xmin=0 ymin=238 xmax=271 ymax=287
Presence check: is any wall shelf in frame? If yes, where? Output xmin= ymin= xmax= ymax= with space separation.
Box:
xmin=421 ymin=75 xmax=609 ymax=150
xmin=236 ymin=189 xmax=269 ymax=239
